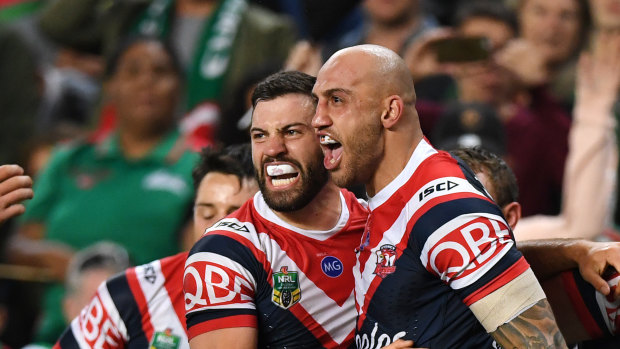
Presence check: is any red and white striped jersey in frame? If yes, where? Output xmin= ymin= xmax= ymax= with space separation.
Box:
xmin=354 ymin=139 xmax=531 ymax=348
xmin=184 ymin=189 xmax=367 ymax=348
xmin=55 ymin=252 xmax=188 ymax=349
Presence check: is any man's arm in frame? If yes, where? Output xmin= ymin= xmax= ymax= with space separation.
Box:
xmin=491 ymin=299 xmax=566 ymax=348
xmin=519 ymin=239 xmax=620 ymax=297
xmin=189 ymin=328 xmax=257 ymax=349
xmin=184 ymin=227 xmax=260 ymax=349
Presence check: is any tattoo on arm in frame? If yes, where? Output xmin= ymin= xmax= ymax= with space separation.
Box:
xmin=490 ymin=299 xmax=567 ymax=349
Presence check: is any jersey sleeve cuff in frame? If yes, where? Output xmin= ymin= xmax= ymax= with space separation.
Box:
xmin=187 ymin=315 xmax=257 ymax=340
xmin=463 ymin=256 xmax=530 ymax=306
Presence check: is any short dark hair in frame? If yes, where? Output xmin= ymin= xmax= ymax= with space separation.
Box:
xmin=251 ymin=71 xmax=316 ymax=108
xmin=454 ymin=0 xmax=518 ymax=34
xmin=450 ymin=147 xmax=519 ymax=208
xmin=105 ymin=35 xmax=182 ymax=79
xmin=192 ymin=143 xmax=255 ymax=190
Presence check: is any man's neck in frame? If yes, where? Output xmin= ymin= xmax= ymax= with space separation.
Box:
xmin=273 ymin=182 xmax=343 ymax=231
xmin=366 ymin=123 xmax=423 ymax=197
xmin=118 ymin=129 xmax=166 ymax=160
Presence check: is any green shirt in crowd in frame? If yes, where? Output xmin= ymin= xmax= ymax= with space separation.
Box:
xmin=21 ymin=128 xmax=198 ymax=343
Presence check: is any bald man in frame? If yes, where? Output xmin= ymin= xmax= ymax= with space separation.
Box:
xmin=312 ymin=45 xmax=566 ymax=348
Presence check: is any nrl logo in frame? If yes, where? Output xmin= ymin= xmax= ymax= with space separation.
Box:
xmin=272 ymin=266 xmax=301 ymax=309
xmin=374 ymin=244 xmax=397 ymax=279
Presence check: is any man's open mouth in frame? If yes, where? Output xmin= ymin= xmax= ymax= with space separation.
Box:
xmin=319 ymin=135 xmax=343 ymax=170
xmin=266 ymin=163 xmax=300 ymax=187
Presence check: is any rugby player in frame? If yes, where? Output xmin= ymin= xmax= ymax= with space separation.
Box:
xmin=453 ymin=146 xmax=620 ymax=346
xmin=312 ymin=45 xmax=566 ymax=348
xmin=54 ymin=144 xmax=258 ymax=349
xmin=183 ymin=71 xmax=368 ymax=348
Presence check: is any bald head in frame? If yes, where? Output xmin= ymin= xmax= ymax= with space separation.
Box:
xmin=312 ymin=44 xmax=424 ymax=195
xmin=321 ymin=45 xmax=416 ymax=105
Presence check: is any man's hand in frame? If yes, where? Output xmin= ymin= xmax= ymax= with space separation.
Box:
xmin=573 ymin=240 xmax=620 ymax=298
xmin=402 ymin=28 xmax=458 ymax=81
xmin=575 ymin=30 xmax=620 ymax=115
xmin=494 ymin=38 xmax=550 ymax=87
xmin=0 ymin=165 xmax=33 ymax=225
xmin=285 ymin=40 xmax=323 ymax=77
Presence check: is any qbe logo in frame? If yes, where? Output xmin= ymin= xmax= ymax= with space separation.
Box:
xmin=184 ymin=261 xmax=253 ymax=312
xmin=321 ymin=256 xmax=343 ymax=278
xmin=423 ymin=217 xmax=512 ymax=288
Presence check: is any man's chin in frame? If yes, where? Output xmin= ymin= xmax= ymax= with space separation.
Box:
xmin=329 ymin=169 xmax=356 ymax=189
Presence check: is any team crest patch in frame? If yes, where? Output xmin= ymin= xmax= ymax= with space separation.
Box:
xmin=272 ymin=266 xmax=301 ymax=309
xmin=374 ymin=244 xmax=397 ymax=279
xmin=149 ymin=329 xmax=180 ymax=349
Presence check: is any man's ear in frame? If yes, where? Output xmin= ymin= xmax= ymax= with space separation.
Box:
xmin=381 ymin=96 xmax=404 ymax=129
xmin=502 ymin=202 xmax=522 ymax=230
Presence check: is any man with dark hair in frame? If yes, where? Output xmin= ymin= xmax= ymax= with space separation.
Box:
xmin=451 ymin=147 xmax=519 ymax=209
xmin=452 ymin=146 xmax=620 ymax=347
xmin=184 ymin=70 xmax=367 ymax=348
xmin=54 ymin=144 xmax=258 ymax=349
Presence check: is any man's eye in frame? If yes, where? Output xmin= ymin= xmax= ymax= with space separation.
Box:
xmin=252 ymin=133 xmax=265 ymax=139
xmin=286 ymin=129 xmax=300 ymax=136
xmin=332 ymin=96 xmax=342 ymax=103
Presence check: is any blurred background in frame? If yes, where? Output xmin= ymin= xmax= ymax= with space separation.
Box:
xmin=1 ymin=0 xmax=620 ymax=347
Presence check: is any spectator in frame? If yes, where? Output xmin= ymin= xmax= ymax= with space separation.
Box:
xmin=38 ymin=0 xmax=297 ymax=147
xmin=513 ymin=31 xmax=620 ymax=241
xmin=408 ymin=0 xmax=572 ymax=217
xmin=61 ymin=242 xmax=130 ymax=322
xmin=286 ymin=0 xmax=438 ymax=78
xmin=54 ymin=144 xmax=258 ymax=349
xmin=513 ymin=0 xmax=591 ymax=109
xmin=7 ymin=35 xmax=198 ymax=343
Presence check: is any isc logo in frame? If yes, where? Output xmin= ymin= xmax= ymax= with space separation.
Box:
xmin=418 ymin=180 xmax=459 ymax=201
xmin=321 ymin=256 xmax=343 ymax=277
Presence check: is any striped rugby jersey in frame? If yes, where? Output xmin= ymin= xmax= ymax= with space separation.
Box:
xmin=55 ymin=252 xmax=189 ymax=349
xmin=184 ymin=189 xmax=367 ymax=348
xmin=354 ymin=139 xmax=531 ymax=348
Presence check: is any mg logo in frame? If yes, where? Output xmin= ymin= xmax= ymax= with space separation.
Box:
xmin=321 ymin=256 xmax=343 ymax=278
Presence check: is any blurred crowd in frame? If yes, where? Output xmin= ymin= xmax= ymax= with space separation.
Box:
xmin=1 ymin=0 xmax=620 ymax=347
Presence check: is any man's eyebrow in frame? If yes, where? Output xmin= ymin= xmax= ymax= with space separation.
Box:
xmin=250 ymin=126 xmax=265 ymax=133
xmin=324 ymin=88 xmax=352 ymax=96
xmin=195 ymin=203 xmax=214 ymax=207
xmin=282 ymin=122 xmax=308 ymax=130
xmin=313 ymin=87 xmax=352 ymax=97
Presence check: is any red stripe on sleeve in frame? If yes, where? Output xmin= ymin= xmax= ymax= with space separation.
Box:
xmin=126 ymin=268 xmax=155 ymax=340
xmin=161 ymin=253 xmax=190 ymax=333
xmin=463 ymin=256 xmax=530 ymax=306
xmin=187 ymin=315 xmax=257 ymax=340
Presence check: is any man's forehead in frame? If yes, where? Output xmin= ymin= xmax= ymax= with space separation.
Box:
xmin=252 ymin=95 xmax=314 ymax=128
xmin=315 ymin=61 xmax=367 ymax=94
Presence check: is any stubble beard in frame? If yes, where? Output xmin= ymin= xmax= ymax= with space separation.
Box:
xmin=258 ymin=156 xmax=329 ymax=212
